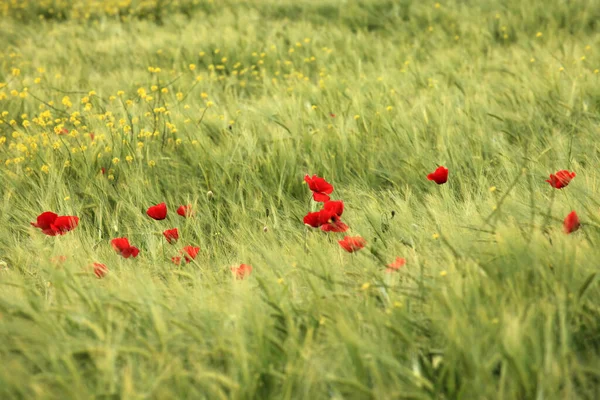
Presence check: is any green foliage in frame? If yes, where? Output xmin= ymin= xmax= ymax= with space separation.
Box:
xmin=0 ymin=0 xmax=600 ymax=398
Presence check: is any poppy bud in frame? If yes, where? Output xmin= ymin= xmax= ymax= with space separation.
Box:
xmin=263 ymin=226 xmax=268 ymax=232
xmin=207 ymin=190 xmax=214 ymax=199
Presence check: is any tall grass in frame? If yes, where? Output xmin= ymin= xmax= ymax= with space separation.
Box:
xmin=1 ymin=0 xmax=599 ymax=398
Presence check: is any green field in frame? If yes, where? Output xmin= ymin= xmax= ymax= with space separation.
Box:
xmin=1 ymin=0 xmax=600 ymax=398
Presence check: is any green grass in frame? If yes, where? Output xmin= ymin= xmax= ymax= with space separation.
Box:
xmin=1 ymin=0 xmax=600 ymax=398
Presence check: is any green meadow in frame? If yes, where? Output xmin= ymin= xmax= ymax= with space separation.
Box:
xmin=1 ymin=0 xmax=600 ymax=398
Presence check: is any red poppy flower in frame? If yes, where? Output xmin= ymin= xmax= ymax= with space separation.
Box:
xmin=321 ymin=201 xmax=348 ymax=232
xmin=163 ymin=228 xmax=179 ymax=244
xmin=338 ymin=236 xmax=366 ymax=253
xmin=31 ymin=212 xmax=79 ymax=236
xmin=52 ymin=216 xmax=79 ymax=234
xmin=171 ymin=256 xmax=182 ymax=265
xmin=303 ymin=210 xmax=348 ymax=231
xmin=111 ymin=237 xmax=140 ymax=258
xmin=31 ymin=211 xmax=59 ymax=235
xmin=324 ymin=200 xmax=344 ymax=216
xmin=427 ymin=166 xmax=449 ymax=185
xmin=147 ymin=203 xmax=167 ymax=220
xmin=320 ymin=212 xmax=348 ymax=231
xmin=182 ymin=246 xmax=200 ymax=263
xmin=100 ymin=167 xmax=106 ymax=175
xmin=564 ymin=211 xmax=580 ymax=234
xmin=304 ymin=174 xmax=334 ymax=202
xmin=93 ymin=263 xmax=108 ymax=278
xmin=330 ymin=113 xmax=336 ymax=118
xmin=303 ymin=211 xmax=326 ymax=228
xmin=303 ymin=200 xmax=349 ymax=232
xmin=231 ymin=264 xmax=253 ymax=279
xmin=59 ymin=128 xmax=68 ymax=135
xmin=89 ymin=133 xmax=95 ymax=141
xmin=386 ymin=257 xmax=406 ymax=273
xmin=177 ymin=204 xmax=192 ymax=218
xmin=546 ymin=170 xmax=576 ymax=189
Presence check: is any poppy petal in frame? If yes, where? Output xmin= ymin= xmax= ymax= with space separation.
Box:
xmin=147 ymin=203 xmax=168 ymax=220
xmin=305 ymin=174 xmax=334 ymax=202
xmin=182 ymin=246 xmax=200 ymax=262
xmin=321 ymin=221 xmax=349 ymax=232
xmin=312 ymin=192 xmax=331 ymax=202
xmin=31 ymin=211 xmax=58 ymax=229
xmin=338 ymin=236 xmax=366 ymax=253
xmin=111 ymin=238 xmax=139 ymax=258
xmin=324 ymin=200 xmax=344 ymax=217
xmin=564 ymin=211 xmax=580 ymax=234
xmin=163 ymin=228 xmax=179 ymax=244
xmin=427 ymin=166 xmax=448 ymax=185
xmin=93 ymin=263 xmax=108 ymax=278
xmin=231 ymin=264 xmax=253 ymax=279
xmin=547 ymin=170 xmax=575 ymax=189
xmin=51 ymin=216 xmax=79 ymax=234
xmin=177 ymin=205 xmax=192 ymax=217
xmin=111 ymin=237 xmax=130 ymax=252
xmin=386 ymin=257 xmax=406 ymax=272
xmin=303 ymin=211 xmax=323 ymax=228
